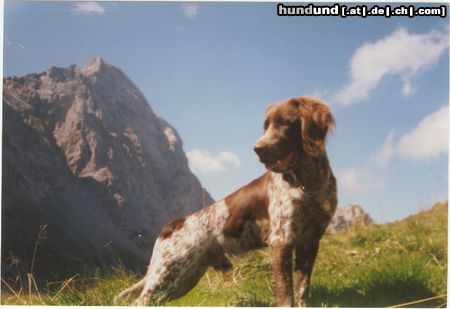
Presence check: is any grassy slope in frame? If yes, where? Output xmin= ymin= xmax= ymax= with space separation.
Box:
xmin=2 ymin=202 xmax=447 ymax=307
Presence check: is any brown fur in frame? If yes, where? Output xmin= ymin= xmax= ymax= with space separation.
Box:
xmin=159 ymin=217 xmax=186 ymax=239
xmin=257 ymin=97 xmax=334 ymax=164
xmin=294 ymin=97 xmax=335 ymax=156
xmin=223 ymin=174 xmax=270 ymax=238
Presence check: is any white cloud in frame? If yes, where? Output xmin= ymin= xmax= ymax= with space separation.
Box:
xmin=181 ymin=4 xmax=198 ymax=19
xmin=335 ymin=27 xmax=448 ymax=106
xmin=375 ymin=105 xmax=449 ymax=165
xmin=73 ymin=2 xmax=105 ymax=15
xmin=374 ymin=131 xmax=395 ymax=166
xmin=337 ymin=168 xmax=383 ymax=194
xmin=187 ymin=149 xmax=240 ymax=174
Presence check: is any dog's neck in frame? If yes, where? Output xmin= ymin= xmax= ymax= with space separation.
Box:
xmin=282 ymin=151 xmax=330 ymax=192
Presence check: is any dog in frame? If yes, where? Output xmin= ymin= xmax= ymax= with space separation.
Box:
xmin=116 ymin=96 xmax=337 ymax=306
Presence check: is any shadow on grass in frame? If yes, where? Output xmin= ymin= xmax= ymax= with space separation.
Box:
xmin=233 ymin=281 xmax=444 ymax=307
xmin=309 ymin=277 xmax=444 ymax=307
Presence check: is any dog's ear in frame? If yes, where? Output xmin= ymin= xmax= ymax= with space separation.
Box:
xmin=295 ymin=97 xmax=335 ymax=156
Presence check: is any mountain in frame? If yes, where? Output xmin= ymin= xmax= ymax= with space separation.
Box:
xmin=2 ymin=58 xmax=213 ymax=282
xmin=327 ymin=204 xmax=373 ymax=233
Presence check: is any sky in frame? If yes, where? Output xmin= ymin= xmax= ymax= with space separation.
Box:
xmin=4 ymin=1 xmax=449 ymax=223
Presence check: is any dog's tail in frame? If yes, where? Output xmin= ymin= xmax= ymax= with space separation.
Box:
xmin=114 ymin=278 xmax=146 ymax=303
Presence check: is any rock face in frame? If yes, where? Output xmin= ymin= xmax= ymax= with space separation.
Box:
xmin=2 ymin=58 xmax=213 ymax=281
xmin=327 ymin=204 xmax=373 ymax=233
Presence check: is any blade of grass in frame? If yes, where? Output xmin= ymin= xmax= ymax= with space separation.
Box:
xmin=1 ymin=278 xmax=26 ymax=304
xmin=51 ymin=273 xmax=79 ymax=301
xmin=205 ymin=273 xmax=212 ymax=289
xmin=30 ymin=273 xmax=42 ymax=302
xmin=389 ymin=294 xmax=447 ymax=308
xmin=28 ymin=273 xmax=32 ymax=304
xmin=30 ymin=225 xmax=47 ymax=275
xmin=47 ymin=276 xmax=99 ymax=286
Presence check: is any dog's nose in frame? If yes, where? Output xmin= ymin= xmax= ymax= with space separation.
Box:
xmin=254 ymin=143 xmax=269 ymax=157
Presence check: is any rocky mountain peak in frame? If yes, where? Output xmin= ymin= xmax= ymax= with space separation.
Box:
xmin=3 ymin=58 xmax=214 ymax=281
xmin=328 ymin=204 xmax=374 ymax=233
xmin=82 ymin=56 xmax=107 ymax=76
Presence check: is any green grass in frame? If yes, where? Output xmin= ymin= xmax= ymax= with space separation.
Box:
xmin=2 ymin=202 xmax=447 ymax=307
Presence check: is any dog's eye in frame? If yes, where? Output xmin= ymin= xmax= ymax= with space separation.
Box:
xmin=275 ymin=117 xmax=289 ymax=126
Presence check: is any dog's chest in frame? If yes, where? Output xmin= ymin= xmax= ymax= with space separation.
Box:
xmin=266 ymin=173 xmax=306 ymax=245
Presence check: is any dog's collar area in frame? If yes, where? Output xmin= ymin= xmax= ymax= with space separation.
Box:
xmin=283 ymin=171 xmax=326 ymax=194
xmin=283 ymin=171 xmax=304 ymax=189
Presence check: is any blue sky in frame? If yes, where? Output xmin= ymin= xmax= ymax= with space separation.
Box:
xmin=4 ymin=2 xmax=449 ymax=222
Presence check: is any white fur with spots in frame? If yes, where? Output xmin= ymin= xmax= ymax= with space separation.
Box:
xmin=267 ymin=172 xmax=303 ymax=245
xmin=121 ymin=200 xmax=230 ymax=305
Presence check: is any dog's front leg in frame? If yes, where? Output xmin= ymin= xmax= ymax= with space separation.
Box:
xmin=271 ymin=243 xmax=294 ymax=307
xmin=294 ymin=237 xmax=321 ymax=307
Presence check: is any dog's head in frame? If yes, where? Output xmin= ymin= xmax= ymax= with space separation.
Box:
xmin=254 ymin=97 xmax=335 ymax=173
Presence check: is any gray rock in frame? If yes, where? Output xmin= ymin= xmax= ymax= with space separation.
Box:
xmin=2 ymin=57 xmax=213 ymax=281
xmin=327 ymin=204 xmax=373 ymax=233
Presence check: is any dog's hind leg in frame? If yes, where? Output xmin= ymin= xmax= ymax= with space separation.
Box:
xmin=133 ymin=281 xmax=158 ymax=306
xmin=114 ymin=278 xmax=146 ymax=302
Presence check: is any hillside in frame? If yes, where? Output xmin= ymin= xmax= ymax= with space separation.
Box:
xmin=166 ymin=201 xmax=447 ymax=307
xmin=2 ymin=202 xmax=446 ymax=307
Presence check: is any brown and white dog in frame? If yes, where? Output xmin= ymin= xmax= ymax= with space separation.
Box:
xmin=116 ymin=96 xmax=337 ymax=307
